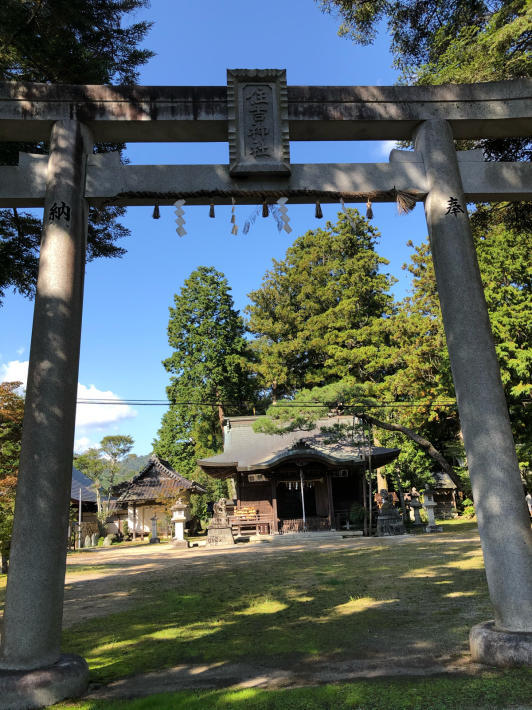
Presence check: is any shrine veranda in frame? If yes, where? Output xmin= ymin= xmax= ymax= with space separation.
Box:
xmin=0 ymin=71 xmax=531 ymax=707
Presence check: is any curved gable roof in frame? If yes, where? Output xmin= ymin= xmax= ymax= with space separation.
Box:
xmin=114 ymin=454 xmax=207 ymax=502
xmin=198 ymin=416 xmax=400 ymax=477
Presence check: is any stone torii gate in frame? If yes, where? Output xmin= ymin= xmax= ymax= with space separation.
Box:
xmin=0 ymin=70 xmax=531 ymax=706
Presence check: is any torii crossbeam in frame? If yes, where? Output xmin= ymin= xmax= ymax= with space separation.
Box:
xmin=0 ymin=72 xmax=531 ymax=707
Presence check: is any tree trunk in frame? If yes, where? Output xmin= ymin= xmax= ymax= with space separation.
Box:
xmin=358 ymin=412 xmax=461 ymax=489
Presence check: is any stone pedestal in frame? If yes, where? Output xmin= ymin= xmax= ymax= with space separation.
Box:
xmin=470 ymin=622 xmax=532 ymax=667
xmin=171 ymin=499 xmax=188 ymax=548
xmin=207 ymin=498 xmax=235 ymax=548
xmin=411 ymin=503 xmax=423 ymax=525
xmin=149 ymin=515 xmax=160 ymax=544
xmin=207 ymin=526 xmax=235 ymax=547
xmin=376 ymin=490 xmax=406 ymax=536
xmin=423 ymin=487 xmax=443 ymax=533
xmin=0 ymin=654 xmax=88 ymax=710
xmin=408 ymin=488 xmax=424 ymax=526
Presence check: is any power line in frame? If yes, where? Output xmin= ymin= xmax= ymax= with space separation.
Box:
xmin=76 ymin=397 xmax=530 ymax=408
xmin=75 ymin=398 xmax=460 ymax=408
xmin=77 ymin=398 xmax=456 ymax=408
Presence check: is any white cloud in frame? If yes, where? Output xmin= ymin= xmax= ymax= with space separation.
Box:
xmin=0 ymin=359 xmax=28 ymax=390
xmin=74 ymin=436 xmax=92 ymax=453
xmin=376 ymin=140 xmax=398 ymax=159
xmin=1 ymin=359 xmax=137 ymax=429
xmin=75 ymin=383 xmax=137 ymax=428
xmin=16 ymin=347 xmax=25 ymax=356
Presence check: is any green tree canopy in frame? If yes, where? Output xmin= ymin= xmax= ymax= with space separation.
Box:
xmin=246 ymin=210 xmax=396 ymax=400
xmin=319 ymin=1 xmax=531 ymax=177
xmin=376 ymin=211 xmax=532 ymax=486
xmin=154 ymin=266 xmax=257 ymax=518
xmin=317 ymin=1 xmax=529 ymax=79
xmin=75 ymin=434 xmax=134 ymax=516
xmin=316 ymin=0 xmax=531 ymax=487
xmin=0 ymin=0 xmax=154 ymax=303
xmin=0 ymin=381 xmax=25 ymax=571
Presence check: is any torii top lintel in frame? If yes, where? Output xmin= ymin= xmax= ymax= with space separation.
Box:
xmin=0 ymin=73 xmax=531 ymax=144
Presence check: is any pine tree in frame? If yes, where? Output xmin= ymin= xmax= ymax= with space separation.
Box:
xmin=247 ymin=210 xmax=396 ymax=399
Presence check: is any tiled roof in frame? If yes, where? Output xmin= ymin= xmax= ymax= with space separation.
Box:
xmin=432 ymin=471 xmax=457 ymax=489
xmin=71 ymin=466 xmax=98 ymax=503
xmin=198 ymin=416 xmax=400 ymax=477
xmin=114 ymin=455 xmax=207 ymax=502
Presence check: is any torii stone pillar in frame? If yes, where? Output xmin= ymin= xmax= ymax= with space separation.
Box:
xmin=415 ymin=120 xmax=532 ymax=665
xmin=0 ymin=120 xmax=91 ymax=706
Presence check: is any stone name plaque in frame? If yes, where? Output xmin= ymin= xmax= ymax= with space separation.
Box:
xmin=207 ymin=526 xmax=235 ymax=547
xmin=228 ymin=68 xmax=290 ymax=176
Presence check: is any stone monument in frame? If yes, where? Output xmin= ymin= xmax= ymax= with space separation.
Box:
xmin=207 ymin=498 xmax=235 ymax=547
xmin=423 ymin=486 xmax=443 ymax=533
xmin=376 ymin=489 xmax=406 ymax=536
xmin=171 ymin=498 xmax=188 ymax=549
xmin=409 ymin=487 xmax=424 ymax=525
xmin=149 ymin=515 xmax=160 ymax=544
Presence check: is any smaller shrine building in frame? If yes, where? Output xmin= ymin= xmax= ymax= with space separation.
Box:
xmin=113 ymin=455 xmax=206 ymax=537
xmin=198 ymin=416 xmax=400 ymax=534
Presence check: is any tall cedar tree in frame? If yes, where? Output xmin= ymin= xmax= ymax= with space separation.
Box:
xmin=0 ymin=0 xmax=154 ymax=303
xmin=246 ymin=210 xmax=396 ymax=400
xmin=154 ymin=267 xmax=256 ymax=518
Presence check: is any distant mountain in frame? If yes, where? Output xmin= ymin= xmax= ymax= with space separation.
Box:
xmin=117 ymin=453 xmax=152 ymax=483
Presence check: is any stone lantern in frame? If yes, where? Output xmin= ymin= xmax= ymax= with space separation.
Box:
xmin=423 ymin=485 xmax=443 ymax=533
xmin=171 ymin=498 xmax=188 ymax=548
xmin=409 ymin=487 xmax=423 ymax=525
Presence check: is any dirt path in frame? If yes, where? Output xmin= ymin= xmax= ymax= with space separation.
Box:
xmin=62 ymin=532 xmax=479 ymax=628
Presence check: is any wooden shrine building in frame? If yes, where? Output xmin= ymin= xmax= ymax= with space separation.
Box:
xmin=198 ymin=416 xmax=400 ymax=534
xmin=113 ymin=454 xmax=206 ymax=538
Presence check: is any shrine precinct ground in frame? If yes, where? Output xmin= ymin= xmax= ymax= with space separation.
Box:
xmin=0 ymin=71 xmax=531 ymax=708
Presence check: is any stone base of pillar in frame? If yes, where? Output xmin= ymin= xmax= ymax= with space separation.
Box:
xmin=0 ymin=653 xmax=88 ymax=709
xmin=470 ymin=621 xmax=532 ymax=667
xmin=149 ymin=537 xmax=160 ymax=544
xmin=171 ymin=539 xmax=188 ymax=548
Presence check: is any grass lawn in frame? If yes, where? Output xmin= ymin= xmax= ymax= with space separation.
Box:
xmin=55 ymin=518 xmax=531 ymax=707
xmin=5 ymin=519 xmax=532 ymax=708
xmin=63 ymin=521 xmax=493 ymax=686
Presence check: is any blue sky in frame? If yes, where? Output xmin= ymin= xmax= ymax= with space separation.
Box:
xmin=0 ymin=0 xmax=430 ymax=455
